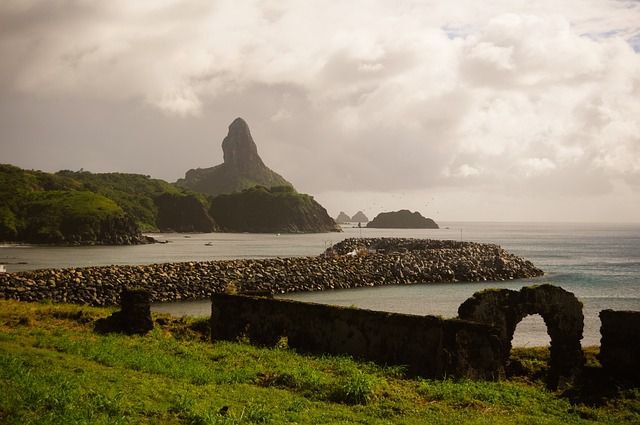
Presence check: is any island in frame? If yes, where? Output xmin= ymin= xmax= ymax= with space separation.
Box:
xmin=367 ymin=209 xmax=438 ymax=229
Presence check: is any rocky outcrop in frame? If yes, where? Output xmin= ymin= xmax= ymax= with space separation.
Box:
xmin=154 ymin=193 xmax=219 ymax=232
xmin=351 ymin=211 xmax=369 ymax=223
xmin=458 ymin=285 xmax=585 ymax=389
xmin=367 ymin=210 xmax=438 ymax=229
xmin=0 ymin=238 xmax=543 ymax=306
xmin=335 ymin=212 xmax=351 ymax=224
xmin=92 ymin=215 xmax=151 ymax=245
xmin=175 ymin=118 xmax=293 ymax=196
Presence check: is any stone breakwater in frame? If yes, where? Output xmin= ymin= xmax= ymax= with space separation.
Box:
xmin=0 ymin=238 xmax=543 ymax=307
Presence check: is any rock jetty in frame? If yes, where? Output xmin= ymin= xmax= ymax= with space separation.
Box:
xmin=0 ymin=238 xmax=543 ymax=307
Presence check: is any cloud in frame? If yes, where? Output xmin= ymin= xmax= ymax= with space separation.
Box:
xmin=1 ymin=0 xmax=639 ymax=221
xmin=520 ymin=158 xmax=556 ymax=177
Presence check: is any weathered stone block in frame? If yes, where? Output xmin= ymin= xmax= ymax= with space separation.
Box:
xmin=119 ymin=288 xmax=154 ymax=335
xmin=95 ymin=288 xmax=154 ymax=335
xmin=599 ymin=309 xmax=640 ymax=384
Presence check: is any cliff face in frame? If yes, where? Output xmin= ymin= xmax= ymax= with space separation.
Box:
xmin=367 ymin=210 xmax=439 ymax=229
xmin=90 ymin=215 xmax=149 ymax=245
xmin=222 ymin=118 xmax=265 ymax=174
xmin=210 ymin=186 xmax=340 ymax=233
xmin=154 ymin=193 xmax=219 ymax=232
xmin=176 ymin=118 xmax=293 ymax=196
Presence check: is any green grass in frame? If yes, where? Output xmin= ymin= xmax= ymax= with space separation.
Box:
xmin=25 ymin=190 xmax=126 ymax=219
xmin=0 ymin=300 xmax=638 ymax=424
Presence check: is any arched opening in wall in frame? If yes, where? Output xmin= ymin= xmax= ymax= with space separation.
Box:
xmin=513 ymin=314 xmax=551 ymax=347
xmin=507 ymin=314 xmax=551 ymax=380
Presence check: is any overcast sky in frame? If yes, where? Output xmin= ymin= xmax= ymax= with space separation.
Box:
xmin=1 ymin=1 xmax=639 ymax=223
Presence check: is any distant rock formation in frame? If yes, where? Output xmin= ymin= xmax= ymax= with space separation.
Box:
xmin=335 ymin=212 xmax=351 ymax=224
xmin=367 ymin=210 xmax=438 ymax=229
xmin=335 ymin=211 xmax=369 ymax=224
xmin=351 ymin=211 xmax=369 ymax=223
xmin=175 ymin=118 xmax=293 ymax=196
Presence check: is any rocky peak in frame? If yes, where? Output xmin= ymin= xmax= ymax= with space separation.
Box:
xmin=222 ymin=118 xmax=266 ymax=174
xmin=351 ymin=211 xmax=369 ymax=222
xmin=335 ymin=211 xmax=351 ymax=224
xmin=175 ymin=117 xmax=293 ymax=196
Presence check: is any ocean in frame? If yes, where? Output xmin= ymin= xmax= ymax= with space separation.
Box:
xmin=2 ymin=222 xmax=639 ymax=347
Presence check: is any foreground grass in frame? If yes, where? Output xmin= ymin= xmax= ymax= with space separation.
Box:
xmin=0 ymin=300 xmax=638 ymax=424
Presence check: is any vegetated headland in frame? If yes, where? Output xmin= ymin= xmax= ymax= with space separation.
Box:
xmin=0 ymin=237 xmax=543 ymax=306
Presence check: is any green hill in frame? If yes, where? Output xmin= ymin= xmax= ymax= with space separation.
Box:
xmin=0 ymin=165 xmax=216 ymax=244
xmin=210 ymin=185 xmax=340 ymax=233
xmin=55 ymin=170 xmax=217 ymax=233
xmin=19 ymin=190 xmax=136 ymax=244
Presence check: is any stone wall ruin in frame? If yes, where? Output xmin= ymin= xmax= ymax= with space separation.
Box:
xmin=205 ymin=284 xmax=638 ymax=388
xmin=210 ymin=293 xmax=504 ymax=380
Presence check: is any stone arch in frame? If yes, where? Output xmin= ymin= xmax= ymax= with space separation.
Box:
xmin=458 ymin=284 xmax=585 ymax=389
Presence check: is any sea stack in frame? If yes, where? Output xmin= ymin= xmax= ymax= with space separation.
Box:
xmin=351 ymin=211 xmax=369 ymax=223
xmin=335 ymin=212 xmax=352 ymax=224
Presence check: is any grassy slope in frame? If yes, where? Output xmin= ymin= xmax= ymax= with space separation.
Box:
xmin=0 ymin=300 xmax=638 ymax=424
xmin=26 ymin=190 xmax=126 ymax=219
xmin=56 ymin=170 xmax=194 ymax=231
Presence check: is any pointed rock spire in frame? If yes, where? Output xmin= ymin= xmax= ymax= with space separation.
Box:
xmin=176 ymin=117 xmax=293 ymax=196
xmin=222 ymin=118 xmax=265 ymax=173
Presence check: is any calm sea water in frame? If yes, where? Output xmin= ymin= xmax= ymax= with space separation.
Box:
xmin=2 ymin=222 xmax=639 ymax=347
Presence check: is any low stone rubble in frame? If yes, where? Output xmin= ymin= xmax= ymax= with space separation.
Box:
xmin=0 ymin=237 xmax=543 ymax=306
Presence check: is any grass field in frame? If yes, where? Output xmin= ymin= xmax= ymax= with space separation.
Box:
xmin=0 ymin=299 xmax=638 ymax=424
